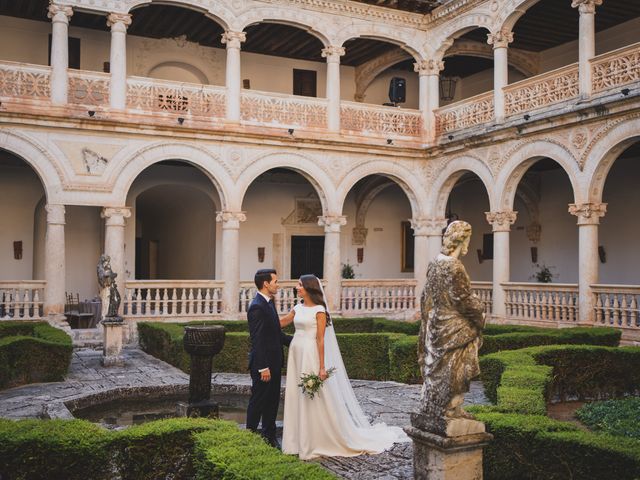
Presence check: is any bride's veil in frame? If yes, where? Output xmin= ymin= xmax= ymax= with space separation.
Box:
xmin=317 ymin=279 xmax=372 ymax=428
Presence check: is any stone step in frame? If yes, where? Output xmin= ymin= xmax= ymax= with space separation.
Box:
xmin=72 ymin=328 xmax=103 ymax=349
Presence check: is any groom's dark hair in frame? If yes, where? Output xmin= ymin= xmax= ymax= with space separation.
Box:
xmin=255 ymin=269 xmax=277 ymax=290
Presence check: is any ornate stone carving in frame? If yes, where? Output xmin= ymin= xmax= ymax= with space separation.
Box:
xmin=47 ymin=4 xmax=73 ymax=21
xmin=436 ymin=92 xmax=494 ymax=135
xmin=411 ymin=217 xmax=448 ymax=237
xmin=221 ymin=31 xmax=246 ymax=49
xmin=107 ymin=12 xmax=132 ymax=28
xmin=82 ymin=148 xmax=108 ymax=174
xmin=101 ymin=207 xmax=132 ymax=227
xmin=321 ymin=46 xmax=346 ymax=61
xmin=571 ymin=0 xmax=603 ymax=14
xmin=485 ymin=211 xmax=517 ymax=232
xmin=216 ymin=211 xmax=247 ymax=228
xmin=352 ymin=226 xmax=368 ymax=245
xmin=591 ymin=45 xmax=640 ymax=95
xmin=568 ymin=203 xmax=607 ymax=225
xmin=45 ymin=204 xmax=66 ymax=225
xmin=413 ymin=59 xmax=445 ymax=75
xmin=487 ymin=29 xmax=514 ymax=49
xmin=318 ymin=215 xmax=347 ymax=233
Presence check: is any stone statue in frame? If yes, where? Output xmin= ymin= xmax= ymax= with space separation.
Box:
xmin=97 ymin=254 xmax=121 ymax=320
xmin=416 ymin=220 xmax=485 ymax=435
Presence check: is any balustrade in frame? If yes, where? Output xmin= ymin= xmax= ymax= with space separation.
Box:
xmin=241 ymin=90 xmax=328 ymax=130
xmin=0 ymin=281 xmax=46 ymax=320
xmin=591 ymin=42 xmax=640 ymax=94
xmin=68 ymin=70 xmax=110 ymax=107
xmin=0 ymin=61 xmax=50 ymax=103
xmin=340 ymin=279 xmax=416 ymax=315
xmin=434 ymin=91 xmax=494 ymax=136
xmin=471 ymin=281 xmax=493 ymax=315
xmin=593 ymin=285 xmax=640 ymax=332
xmin=239 ymin=281 xmax=303 ymax=315
xmin=503 ymin=282 xmax=579 ymax=325
xmin=340 ymin=101 xmax=422 ymax=138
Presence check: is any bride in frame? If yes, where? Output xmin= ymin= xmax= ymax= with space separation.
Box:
xmin=279 ymin=274 xmax=409 ymax=460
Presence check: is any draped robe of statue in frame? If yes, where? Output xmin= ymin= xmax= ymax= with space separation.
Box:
xmin=419 ymin=253 xmax=485 ymax=421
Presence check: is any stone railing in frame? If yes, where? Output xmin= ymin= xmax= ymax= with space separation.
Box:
xmin=123 ymin=280 xmax=224 ymax=320
xmin=239 ymin=280 xmax=303 ymax=315
xmin=0 ymin=281 xmax=46 ymax=320
xmin=471 ymin=281 xmax=493 ymax=315
xmin=504 ymin=63 xmax=579 ymax=117
xmin=340 ymin=279 xmax=416 ymax=315
xmin=434 ymin=91 xmax=494 ymax=135
xmin=127 ymin=77 xmax=226 ymax=119
xmin=0 ymin=61 xmax=50 ymax=103
xmin=68 ymin=70 xmax=110 ymax=108
xmin=503 ymin=282 xmax=579 ymax=325
xmin=591 ymin=42 xmax=640 ymax=94
xmin=593 ymin=285 xmax=640 ymax=336
xmin=241 ymin=90 xmax=328 ymax=130
xmin=340 ymin=101 xmax=422 ymax=138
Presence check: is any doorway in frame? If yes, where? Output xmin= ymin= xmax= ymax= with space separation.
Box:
xmin=290 ymin=235 xmax=324 ymax=279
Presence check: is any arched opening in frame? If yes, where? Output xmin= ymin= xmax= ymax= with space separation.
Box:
xmin=341 ymin=175 xmax=413 ymax=279
xmin=599 ymin=140 xmax=640 ymax=284
xmin=240 ymin=168 xmax=324 ymax=281
xmin=125 ymin=161 xmax=221 ymax=280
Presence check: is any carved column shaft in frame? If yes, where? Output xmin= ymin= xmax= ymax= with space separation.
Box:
xmin=569 ymin=202 xmax=606 ymax=324
xmin=48 ymin=4 xmax=73 ymax=105
xmin=318 ymin=215 xmax=347 ymax=312
xmin=222 ymin=32 xmax=246 ymax=123
xmin=414 ymin=60 xmax=443 ymax=143
xmin=101 ymin=207 xmax=131 ymax=315
xmin=44 ymin=204 xmax=66 ymax=316
xmin=486 ymin=211 xmax=517 ymax=320
xmin=488 ymin=30 xmax=513 ymax=122
xmin=217 ymin=211 xmax=246 ymax=317
xmin=108 ymin=13 xmax=132 ymax=110
xmin=323 ymin=46 xmax=345 ymax=133
xmin=573 ymin=0 xmax=602 ymax=97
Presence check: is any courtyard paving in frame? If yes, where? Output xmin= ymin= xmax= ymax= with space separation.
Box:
xmin=0 ymin=347 xmax=489 ymax=479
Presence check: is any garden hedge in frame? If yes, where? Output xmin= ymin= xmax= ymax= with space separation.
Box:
xmin=576 ymin=397 xmax=640 ymax=440
xmin=0 ymin=321 xmax=72 ymax=389
xmin=0 ymin=417 xmax=334 ymax=480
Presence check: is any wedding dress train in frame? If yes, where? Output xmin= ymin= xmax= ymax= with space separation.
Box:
xmin=282 ymin=303 xmax=409 ymax=460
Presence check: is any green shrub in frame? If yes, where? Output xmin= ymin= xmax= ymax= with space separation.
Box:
xmin=576 ymin=398 xmax=640 ymax=439
xmin=0 ymin=418 xmax=334 ymax=480
xmin=0 ymin=321 xmax=72 ymax=389
xmin=388 ymin=335 xmax=421 ymax=384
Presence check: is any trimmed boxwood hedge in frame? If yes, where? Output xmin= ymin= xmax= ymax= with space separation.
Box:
xmin=576 ymin=398 xmax=640 ymax=440
xmin=0 ymin=417 xmax=334 ymax=480
xmin=0 ymin=321 xmax=72 ymax=389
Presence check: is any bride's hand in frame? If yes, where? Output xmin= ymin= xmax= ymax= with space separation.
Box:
xmin=319 ymin=368 xmax=328 ymax=381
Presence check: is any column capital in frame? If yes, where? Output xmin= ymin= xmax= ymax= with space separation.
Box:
xmin=45 ymin=204 xmax=66 ymax=225
xmin=413 ymin=59 xmax=444 ymax=76
xmin=221 ymin=31 xmax=246 ymax=49
xmin=410 ymin=217 xmax=448 ymax=236
xmin=101 ymin=207 xmax=132 ymax=226
xmin=487 ymin=29 xmax=514 ymax=49
xmin=321 ymin=46 xmax=346 ymax=62
xmin=318 ymin=215 xmax=347 ymax=233
xmin=486 ymin=211 xmax=517 ymax=232
xmin=47 ymin=4 xmax=73 ymax=22
xmin=216 ymin=210 xmax=246 ymax=228
xmin=571 ymin=0 xmax=603 ymax=14
xmin=107 ymin=13 xmax=132 ymax=30
xmin=568 ymin=202 xmax=607 ymax=225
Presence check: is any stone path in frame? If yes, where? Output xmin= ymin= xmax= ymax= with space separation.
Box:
xmin=0 ymin=348 xmax=489 ymax=479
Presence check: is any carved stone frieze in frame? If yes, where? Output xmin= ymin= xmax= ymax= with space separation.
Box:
xmin=487 ymin=29 xmax=514 ymax=49
xmin=485 ymin=210 xmax=517 ymax=232
xmin=568 ymin=203 xmax=607 ymax=225
xmin=216 ymin=210 xmax=247 ymax=227
xmin=571 ymin=0 xmax=603 ymax=14
xmin=318 ymin=215 xmax=347 ymax=233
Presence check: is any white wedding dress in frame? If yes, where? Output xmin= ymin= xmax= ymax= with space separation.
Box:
xmin=282 ymin=303 xmax=409 ymax=460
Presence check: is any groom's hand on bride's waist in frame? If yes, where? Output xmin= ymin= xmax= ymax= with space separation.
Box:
xmin=259 ymin=367 xmax=271 ymax=382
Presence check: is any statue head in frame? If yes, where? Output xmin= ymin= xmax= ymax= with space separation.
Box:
xmin=99 ymin=254 xmax=111 ymax=267
xmin=441 ymin=220 xmax=472 ymax=257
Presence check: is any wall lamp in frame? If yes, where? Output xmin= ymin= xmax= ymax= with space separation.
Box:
xmin=177 ymin=117 xmax=185 ymax=125
xmin=523 ymin=114 xmax=530 ymax=121
xmin=386 ymin=139 xmax=394 ymax=145
xmin=621 ymin=88 xmax=630 ymax=96
xmin=288 ymin=128 xmax=294 ymax=135
xmin=88 ymin=110 xmax=95 ymax=117
xmin=448 ymin=134 xmax=454 ymax=140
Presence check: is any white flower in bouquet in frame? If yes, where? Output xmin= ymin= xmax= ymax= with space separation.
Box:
xmin=298 ymin=367 xmax=337 ymax=399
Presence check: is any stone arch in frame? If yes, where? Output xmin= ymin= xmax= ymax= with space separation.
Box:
xmin=429 ymin=13 xmax=493 ymax=61
xmin=334 ymin=25 xmax=423 ymax=62
xmin=583 ymin=117 xmax=640 ymax=204
xmin=429 ymin=156 xmax=495 ymax=218
xmin=147 ymin=61 xmax=210 ymax=84
xmin=0 ymin=129 xmax=65 ymax=203
xmin=235 ymin=9 xmax=332 ymax=46
xmin=125 ymin=0 xmax=232 ymax=31
xmin=495 ymin=140 xmax=581 ymax=210
xmin=496 ymin=0 xmax=544 ymax=33
xmin=335 ymin=161 xmax=426 ymax=219
xmin=109 ymin=142 xmax=232 ymax=209
xmin=235 ymin=152 xmax=335 ymax=214
xmin=126 ymin=176 xmax=221 ymax=210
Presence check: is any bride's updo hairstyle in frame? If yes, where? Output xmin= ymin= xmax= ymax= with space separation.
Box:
xmin=300 ymin=274 xmax=332 ymax=325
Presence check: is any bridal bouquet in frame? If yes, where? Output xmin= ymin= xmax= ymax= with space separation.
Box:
xmin=298 ymin=368 xmax=336 ymax=399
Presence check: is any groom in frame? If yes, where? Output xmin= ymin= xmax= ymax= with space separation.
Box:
xmin=246 ymin=268 xmax=292 ymax=449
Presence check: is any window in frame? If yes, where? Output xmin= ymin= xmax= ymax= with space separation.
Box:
xmin=48 ymin=36 xmax=81 ymax=70
xmin=293 ymin=69 xmax=317 ymax=97
xmin=401 ymin=221 xmax=414 ymax=272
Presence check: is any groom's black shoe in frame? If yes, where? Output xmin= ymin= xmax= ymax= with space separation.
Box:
xmin=266 ymin=437 xmax=282 ymax=450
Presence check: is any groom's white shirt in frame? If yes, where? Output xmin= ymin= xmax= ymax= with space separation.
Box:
xmin=257 ymin=291 xmax=273 ymax=373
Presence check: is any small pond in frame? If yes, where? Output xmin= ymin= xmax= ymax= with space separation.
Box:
xmin=74 ymin=393 xmax=284 ymax=427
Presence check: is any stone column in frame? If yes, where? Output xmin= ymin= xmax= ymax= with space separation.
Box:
xmin=217 ymin=211 xmax=246 ymax=318
xmin=415 ymin=60 xmax=444 ymax=143
xmin=485 ymin=211 xmax=517 ymax=321
xmin=47 ymin=4 xmax=73 ymax=105
xmin=222 ymin=31 xmax=246 ymax=123
xmin=107 ymin=13 xmax=132 ymax=110
xmin=487 ymin=29 xmax=513 ymax=123
xmin=318 ymin=215 xmax=347 ymax=312
xmin=44 ymin=204 xmax=66 ymax=316
xmin=101 ymin=207 xmax=131 ymax=315
xmin=322 ymin=46 xmax=345 ymax=133
xmin=411 ymin=218 xmax=448 ymax=302
xmin=569 ymin=203 xmax=607 ymax=325
xmin=572 ymin=0 xmax=602 ymax=98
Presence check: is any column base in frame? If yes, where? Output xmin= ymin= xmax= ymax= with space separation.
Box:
xmin=101 ymin=317 xmax=125 ymax=367
xmin=405 ymin=422 xmax=492 ymax=480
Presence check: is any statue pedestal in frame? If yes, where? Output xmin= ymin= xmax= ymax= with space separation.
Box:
xmin=101 ymin=317 xmax=125 ymax=367
xmin=405 ymin=414 xmax=492 ymax=480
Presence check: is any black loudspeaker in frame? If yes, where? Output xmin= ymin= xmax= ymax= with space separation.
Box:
xmin=388 ymin=77 xmax=406 ymax=104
